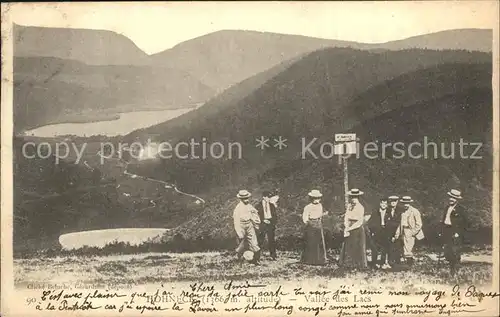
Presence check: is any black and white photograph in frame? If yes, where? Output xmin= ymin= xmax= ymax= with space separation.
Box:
xmin=1 ymin=2 xmax=499 ymax=316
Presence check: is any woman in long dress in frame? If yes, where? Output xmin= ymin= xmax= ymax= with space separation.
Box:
xmin=301 ymin=189 xmax=328 ymax=265
xmin=339 ymin=188 xmax=368 ymax=270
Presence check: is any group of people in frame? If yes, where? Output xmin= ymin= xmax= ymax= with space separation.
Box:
xmin=232 ymin=187 xmax=467 ymax=276
xmin=233 ymin=190 xmax=279 ymax=264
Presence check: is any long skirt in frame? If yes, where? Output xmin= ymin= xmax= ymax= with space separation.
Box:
xmin=301 ymin=219 xmax=327 ymax=265
xmin=340 ymin=226 xmax=368 ymax=269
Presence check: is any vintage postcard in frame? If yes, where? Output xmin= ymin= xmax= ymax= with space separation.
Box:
xmin=1 ymin=1 xmax=499 ymax=316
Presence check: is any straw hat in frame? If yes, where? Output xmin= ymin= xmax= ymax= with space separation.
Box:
xmin=348 ymin=188 xmax=364 ymax=196
xmin=400 ymin=196 xmax=414 ymax=203
xmin=388 ymin=195 xmax=399 ymax=201
xmin=307 ymin=189 xmax=323 ymax=198
xmin=447 ymin=189 xmax=463 ymax=200
xmin=237 ymin=190 xmax=251 ymax=199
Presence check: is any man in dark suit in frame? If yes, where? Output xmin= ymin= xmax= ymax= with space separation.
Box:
xmin=368 ymin=198 xmax=391 ymax=268
xmin=439 ymin=189 xmax=467 ymax=276
xmin=255 ymin=191 xmax=278 ymax=260
xmin=386 ymin=195 xmax=403 ymax=266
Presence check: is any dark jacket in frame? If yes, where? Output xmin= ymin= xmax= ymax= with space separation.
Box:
xmin=440 ymin=204 xmax=467 ymax=239
xmin=386 ymin=205 xmax=403 ymax=236
xmin=368 ymin=208 xmax=391 ymax=237
xmin=255 ymin=200 xmax=278 ymax=227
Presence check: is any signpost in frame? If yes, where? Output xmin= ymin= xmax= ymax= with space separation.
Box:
xmin=334 ymin=133 xmax=357 ymax=213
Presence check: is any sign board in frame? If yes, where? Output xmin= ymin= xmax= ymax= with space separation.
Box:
xmin=335 ymin=133 xmax=356 ymax=142
xmin=334 ymin=133 xmax=357 ymax=155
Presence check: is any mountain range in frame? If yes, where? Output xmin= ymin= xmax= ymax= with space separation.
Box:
xmin=14 ymin=24 xmax=150 ymax=65
xmin=12 ymin=25 xmax=493 ymax=253
xmin=127 ymin=47 xmax=492 ymax=247
xmin=14 ymin=56 xmax=214 ymax=131
xmin=149 ymin=28 xmax=493 ymax=91
xmin=14 ymin=24 xmax=492 ymax=131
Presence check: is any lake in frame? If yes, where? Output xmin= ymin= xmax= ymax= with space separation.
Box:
xmin=23 ymin=107 xmax=196 ymax=137
xmin=59 ymin=228 xmax=170 ymax=250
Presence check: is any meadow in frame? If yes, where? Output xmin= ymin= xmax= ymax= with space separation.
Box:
xmin=15 ymin=247 xmax=493 ymax=289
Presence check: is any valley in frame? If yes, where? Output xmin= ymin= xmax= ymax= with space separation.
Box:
xmin=12 ymin=26 xmax=494 ymax=259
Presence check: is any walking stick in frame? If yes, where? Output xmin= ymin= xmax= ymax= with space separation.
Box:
xmin=437 ymin=246 xmax=442 ymax=268
xmin=320 ymin=215 xmax=327 ymax=262
xmin=437 ymin=234 xmax=444 ymax=269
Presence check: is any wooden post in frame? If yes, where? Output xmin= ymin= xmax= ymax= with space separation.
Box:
xmin=343 ymin=155 xmax=349 ymax=213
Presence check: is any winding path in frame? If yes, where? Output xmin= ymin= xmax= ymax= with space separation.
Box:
xmin=93 ymin=150 xmax=206 ymax=204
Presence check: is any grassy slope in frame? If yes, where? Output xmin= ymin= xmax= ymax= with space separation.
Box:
xmin=129 ymin=49 xmax=491 ymax=194
xmin=152 ymin=60 xmax=492 ymax=247
xmin=15 ymin=250 xmax=493 ymax=288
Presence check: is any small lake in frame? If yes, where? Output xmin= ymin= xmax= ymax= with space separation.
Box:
xmin=23 ymin=107 xmax=197 ymax=137
xmin=59 ymin=228 xmax=170 ymax=250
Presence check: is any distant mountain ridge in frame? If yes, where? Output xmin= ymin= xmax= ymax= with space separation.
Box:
xmin=14 ymin=56 xmax=215 ymax=132
xmin=139 ymin=53 xmax=492 ymax=246
xmin=15 ymin=25 xmax=492 ymax=83
xmin=149 ymin=28 xmax=493 ymax=92
xmin=14 ymin=24 xmax=150 ymax=65
xmin=14 ymin=25 xmax=492 ymax=132
xmin=148 ymin=30 xmax=364 ymax=90
xmin=131 ymin=48 xmax=491 ymax=147
xmin=16 ymin=24 xmax=490 ymax=65
xmin=367 ymin=29 xmax=493 ymax=52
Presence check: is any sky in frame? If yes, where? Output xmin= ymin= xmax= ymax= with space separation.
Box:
xmin=4 ymin=1 xmax=499 ymax=54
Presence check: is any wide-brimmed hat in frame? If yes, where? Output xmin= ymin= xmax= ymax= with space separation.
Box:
xmin=447 ymin=189 xmax=463 ymax=200
xmin=308 ymin=189 xmax=323 ymax=198
xmin=388 ymin=195 xmax=399 ymax=201
xmin=348 ymin=188 xmax=364 ymax=196
xmin=237 ymin=190 xmax=252 ymax=199
xmin=400 ymin=196 xmax=414 ymax=203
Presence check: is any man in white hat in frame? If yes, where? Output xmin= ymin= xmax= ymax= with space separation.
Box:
xmin=393 ymin=196 xmax=424 ymax=267
xmin=439 ymin=189 xmax=467 ymax=276
xmin=233 ymin=190 xmax=261 ymax=264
